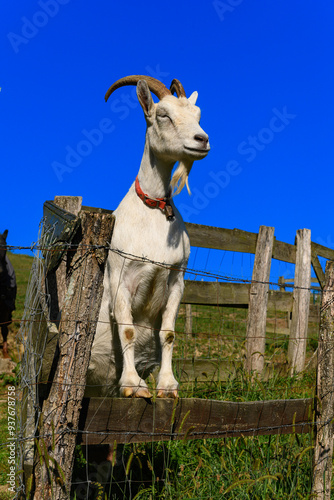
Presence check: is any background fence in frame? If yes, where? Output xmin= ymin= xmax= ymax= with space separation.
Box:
xmin=2 ymin=196 xmax=334 ymax=498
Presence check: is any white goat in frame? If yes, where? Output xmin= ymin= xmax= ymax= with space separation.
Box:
xmin=86 ymin=75 xmax=210 ymax=398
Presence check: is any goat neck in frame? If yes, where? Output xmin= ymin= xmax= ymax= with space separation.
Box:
xmin=137 ymin=140 xmax=175 ymax=199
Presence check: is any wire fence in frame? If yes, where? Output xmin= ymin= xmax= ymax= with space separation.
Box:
xmin=0 ymin=211 xmax=333 ymax=498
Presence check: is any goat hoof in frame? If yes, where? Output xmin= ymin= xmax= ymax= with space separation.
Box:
xmin=121 ymin=387 xmax=152 ymax=399
xmin=2 ymin=342 xmax=10 ymax=359
xmin=134 ymin=388 xmax=152 ymax=399
xmin=123 ymin=388 xmax=133 ymax=398
xmin=157 ymin=389 xmax=179 ymax=399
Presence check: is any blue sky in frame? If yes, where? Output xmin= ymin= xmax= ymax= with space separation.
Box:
xmin=1 ymin=1 xmax=334 ymax=260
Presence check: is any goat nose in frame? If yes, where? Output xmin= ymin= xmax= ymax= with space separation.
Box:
xmin=194 ymin=134 xmax=209 ymax=146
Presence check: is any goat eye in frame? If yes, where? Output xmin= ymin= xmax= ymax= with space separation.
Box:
xmin=157 ymin=114 xmax=171 ymax=121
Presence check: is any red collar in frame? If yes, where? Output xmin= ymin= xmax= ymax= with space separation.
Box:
xmin=135 ymin=176 xmax=174 ymax=220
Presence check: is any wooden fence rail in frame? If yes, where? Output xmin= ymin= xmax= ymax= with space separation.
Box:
xmin=278 ymin=276 xmax=321 ymax=292
xmin=79 ymin=397 xmax=313 ymax=445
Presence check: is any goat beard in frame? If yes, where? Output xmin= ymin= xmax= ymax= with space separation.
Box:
xmin=170 ymin=160 xmax=194 ymax=196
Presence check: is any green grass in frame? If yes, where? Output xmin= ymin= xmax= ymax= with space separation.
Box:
xmin=6 ymin=252 xmax=33 ymax=340
xmin=123 ymin=432 xmax=314 ymax=499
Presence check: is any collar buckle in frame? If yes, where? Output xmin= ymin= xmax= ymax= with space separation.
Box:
xmin=135 ymin=176 xmax=175 ymax=220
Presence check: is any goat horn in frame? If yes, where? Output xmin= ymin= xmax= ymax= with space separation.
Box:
xmin=105 ymin=75 xmax=171 ymax=102
xmin=169 ymin=79 xmax=186 ymax=98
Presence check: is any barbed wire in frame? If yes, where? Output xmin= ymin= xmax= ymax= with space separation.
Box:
xmin=3 ymin=242 xmax=332 ymax=291
xmin=0 ymin=410 xmax=318 ymax=449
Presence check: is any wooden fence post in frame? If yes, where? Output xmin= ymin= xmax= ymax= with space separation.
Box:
xmin=245 ymin=226 xmax=275 ymax=374
xmin=312 ymin=260 xmax=334 ymax=499
xmin=19 ymin=197 xmax=82 ymax=492
xmin=185 ymin=304 xmax=193 ymax=336
xmin=32 ymin=209 xmax=114 ymax=500
xmin=278 ymin=276 xmax=286 ymax=292
xmin=288 ymin=229 xmax=311 ymax=374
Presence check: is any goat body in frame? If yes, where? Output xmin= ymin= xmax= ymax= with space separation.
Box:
xmin=87 ymin=76 xmax=210 ymax=398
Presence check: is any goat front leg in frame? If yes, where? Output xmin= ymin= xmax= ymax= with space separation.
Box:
xmin=156 ymin=272 xmax=184 ymax=398
xmin=1 ymin=325 xmax=10 ymax=359
xmin=114 ymin=286 xmax=152 ymax=398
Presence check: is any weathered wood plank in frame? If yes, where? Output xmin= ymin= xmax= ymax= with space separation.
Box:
xmin=79 ymin=397 xmax=313 ymax=445
xmin=185 ymin=223 xmax=258 ymax=253
xmin=312 ymin=261 xmax=334 ymax=499
xmin=182 ymin=283 xmax=317 ymax=320
xmin=272 ymin=239 xmax=296 ymax=264
xmin=311 ymin=252 xmax=325 ymax=289
xmin=267 ymin=290 xmax=293 ymax=312
xmin=182 ymin=280 xmax=251 ymax=306
xmin=288 ymin=229 xmax=311 ymax=374
xmin=185 ymin=222 xmax=296 ymax=264
xmin=245 ymin=226 xmax=275 ymax=374
xmin=311 ymin=241 xmax=334 ymax=262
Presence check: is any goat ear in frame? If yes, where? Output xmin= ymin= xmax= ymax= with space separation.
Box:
xmin=137 ymin=80 xmax=154 ymax=117
xmin=188 ymin=91 xmax=198 ymax=105
xmin=3 ymin=229 xmax=8 ymax=240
